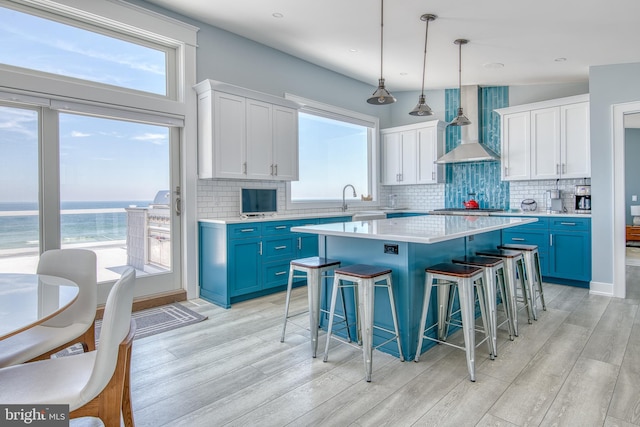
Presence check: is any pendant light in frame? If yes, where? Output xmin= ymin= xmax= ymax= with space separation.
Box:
xmin=449 ymin=39 xmax=471 ymax=126
xmin=409 ymin=14 xmax=436 ymax=116
xmin=367 ymin=0 xmax=396 ymax=105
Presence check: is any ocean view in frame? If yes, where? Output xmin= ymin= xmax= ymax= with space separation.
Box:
xmin=0 ymin=201 xmax=151 ymax=250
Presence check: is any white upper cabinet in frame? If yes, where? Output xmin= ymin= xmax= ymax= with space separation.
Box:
xmin=195 ymin=80 xmax=299 ymax=181
xmin=501 ymin=111 xmax=531 ymax=180
xmin=496 ymin=94 xmax=590 ymax=181
xmin=381 ymin=120 xmax=445 ymax=186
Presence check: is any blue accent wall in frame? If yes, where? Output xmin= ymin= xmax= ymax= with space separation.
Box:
xmin=444 ymin=87 xmax=510 ymax=209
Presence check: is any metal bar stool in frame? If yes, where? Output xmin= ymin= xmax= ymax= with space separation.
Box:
xmin=499 ymin=243 xmax=547 ymax=320
xmin=476 ymin=248 xmax=532 ymax=336
xmin=281 ymin=256 xmax=350 ymax=358
xmin=415 ymin=263 xmax=493 ymax=382
xmin=323 ymin=264 xmax=404 ymax=382
xmin=452 ymin=256 xmax=515 ymax=358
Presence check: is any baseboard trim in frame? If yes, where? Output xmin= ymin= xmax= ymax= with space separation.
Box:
xmin=589 ymin=281 xmax=614 ymax=297
xmin=95 ymin=289 xmax=187 ymax=320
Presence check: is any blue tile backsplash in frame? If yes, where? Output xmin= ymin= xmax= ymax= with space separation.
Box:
xmin=444 ymin=87 xmax=510 ymax=209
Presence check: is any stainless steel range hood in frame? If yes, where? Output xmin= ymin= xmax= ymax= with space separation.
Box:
xmin=436 ymin=85 xmax=500 ymax=164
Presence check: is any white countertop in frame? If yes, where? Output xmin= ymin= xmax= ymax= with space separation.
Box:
xmin=199 ymin=211 xmax=353 ymax=225
xmin=291 ymin=215 xmax=538 ymax=244
xmin=198 ymin=209 xmax=590 ymax=225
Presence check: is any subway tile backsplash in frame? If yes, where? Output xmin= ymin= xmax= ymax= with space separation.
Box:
xmin=509 ymin=178 xmax=590 ymax=214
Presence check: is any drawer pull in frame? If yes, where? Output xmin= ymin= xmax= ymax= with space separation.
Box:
xmin=275 ymin=271 xmax=287 ymax=276
xmin=240 ymin=228 xmax=255 ymax=233
xmin=275 ymin=226 xmax=287 ymax=229
xmin=560 ymin=222 xmax=576 ymax=226
xmin=274 ymin=245 xmax=287 ymax=250
xmin=511 ymin=237 xmax=526 ymax=241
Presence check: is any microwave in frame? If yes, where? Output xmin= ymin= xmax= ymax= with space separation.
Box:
xmin=240 ymin=188 xmax=277 ymax=217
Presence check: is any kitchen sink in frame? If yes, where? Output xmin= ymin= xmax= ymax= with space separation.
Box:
xmin=351 ymin=211 xmax=387 ymax=221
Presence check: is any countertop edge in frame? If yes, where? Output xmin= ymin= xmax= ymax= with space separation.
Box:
xmin=291 ymin=217 xmax=538 ymax=245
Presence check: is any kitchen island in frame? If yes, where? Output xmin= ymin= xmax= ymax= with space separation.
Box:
xmin=291 ymin=215 xmax=537 ymax=361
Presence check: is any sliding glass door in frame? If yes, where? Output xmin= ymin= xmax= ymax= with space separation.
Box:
xmin=0 ymin=102 xmax=182 ymax=296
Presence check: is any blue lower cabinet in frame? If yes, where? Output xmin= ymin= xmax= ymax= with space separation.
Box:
xmin=501 ymin=216 xmax=591 ymax=287
xmin=199 ymin=216 xmax=351 ymax=308
xmin=549 ymin=219 xmax=591 ymax=284
xmin=229 ymin=238 xmax=262 ymax=296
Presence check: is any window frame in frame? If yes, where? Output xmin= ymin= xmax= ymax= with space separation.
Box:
xmin=0 ymin=0 xmax=196 ymax=116
xmin=284 ymin=94 xmax=379 ymax=210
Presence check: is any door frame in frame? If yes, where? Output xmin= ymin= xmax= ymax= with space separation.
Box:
xmin=613 ymin=100 xmax=640 ymax=298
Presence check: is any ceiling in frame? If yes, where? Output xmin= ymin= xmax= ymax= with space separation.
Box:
xmin=144 ymin=0 xmax=640 ymax=92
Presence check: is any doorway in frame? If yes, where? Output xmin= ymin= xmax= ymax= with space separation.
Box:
xmin=613 ymin=102 xmax=640 ymax=298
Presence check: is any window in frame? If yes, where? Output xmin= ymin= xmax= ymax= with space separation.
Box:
xmin=0 ymin=5 xmax=169 ymax=96
xmin=286 ymin=96 xmax=379 ymax=208
xmin=0 ymin=0 xmax=197 ymax=297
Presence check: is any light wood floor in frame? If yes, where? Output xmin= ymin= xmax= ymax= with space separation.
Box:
xmin=127 ymin=269 xmax=640 ymax=427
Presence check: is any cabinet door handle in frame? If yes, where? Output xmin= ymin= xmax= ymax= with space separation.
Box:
xmin=432 ymin=171 xmax=435 ymax=180
xmin=511 ymin=237 xmax=526 ymax=241
xmin=550 ymin=234 xmax=553 ymax=246
xmin=241 ymin=228 xmax=255 ymax=233
xmin=396 ymin=173 xmax=400 ymax=182
xmin=274 ymin=164 xmax=278 ymax=176
xmin=275 ymin=271 xmax=287 ymax=276
xmin=274 ymin=245 xmax=287 ymax=250
xmin=259 ymin=241 xmax=263 ymax=255
xmin=504 ymin=166 xmax=508 ymax=176
xmin=270 ymin=164 xmax=274 ymax=175
xmin=243 ymin=162 xmax=247 ymax=174
xmin=560 ymin=222 xmax=576 ymax=226
xmin=297 ymin=237 xmax=302 ymax=250
xmin=562 ymin=163 xmax=566 ymax=174
xmin=275 ymin=225 xmax=287 ymax=229
xmin=399 ymin=173 xmax=403 ymax=182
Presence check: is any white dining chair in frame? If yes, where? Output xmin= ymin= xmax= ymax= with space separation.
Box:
xmin=0 ymin=248 xmax=98 ymax=368
xmin=0 ymin=267 xmax=137 ymax=427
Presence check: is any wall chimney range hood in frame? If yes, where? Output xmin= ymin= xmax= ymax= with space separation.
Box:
xmin=435 ymin=85 xmax=500 ymax=164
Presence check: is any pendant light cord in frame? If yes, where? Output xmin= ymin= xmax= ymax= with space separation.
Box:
xmin=458 ymin=40 xmax=462 ymax=109
xmin=379 ymin=0 xmax=384 ymax=80
xmin=420 ymin=17 xmax=430 ymax=96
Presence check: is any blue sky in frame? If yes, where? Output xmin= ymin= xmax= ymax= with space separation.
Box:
xmin=0 ymin=5 xmax=169 ymax=203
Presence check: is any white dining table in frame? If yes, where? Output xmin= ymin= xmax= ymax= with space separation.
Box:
xmin=0 ymin=273 xmax=79 ymax=340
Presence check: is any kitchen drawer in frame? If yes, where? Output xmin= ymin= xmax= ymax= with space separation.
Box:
xmin=263 ymin=261 xmax=291 ymax=289
xmin=515 ymin=217 xmax=549 ymax=230
xmin=228 ymin=223 xmax=262 ymax=239
xmin=626 ymin=226 xmax=640 ymax=241
xmin=549 ymin=218 xmax=590 ymax=232
xmin=502 ymin=230 xmax=547 ymax=247
xmin=263 ymin=236 xmax=295 ymax=261
xmin=262 ymin=220 xmax=296 ymax=236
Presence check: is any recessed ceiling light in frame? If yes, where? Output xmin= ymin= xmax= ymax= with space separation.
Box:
xmin=483 ymin=62 xmax=504 ymax=69
xmin=399 ymin=72 xmax=408 ymax=76
xmin=272 ymin=12 xmax=284 ymax=18
xmin=349 ymin=48 xmax=359 ymax=53
xmin=554 ymin=57 xmax=567 ymax=62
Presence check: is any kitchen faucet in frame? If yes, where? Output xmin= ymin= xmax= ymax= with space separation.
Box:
xmin=342 ymin=184 xmax=357 ymax=212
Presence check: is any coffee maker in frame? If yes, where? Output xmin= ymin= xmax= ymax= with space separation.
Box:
xmin=574 ymin=185 xmax=591 ymax=213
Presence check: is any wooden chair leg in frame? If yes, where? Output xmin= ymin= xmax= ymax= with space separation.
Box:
xmin=71 ymin=320 xmax=136 ymax=427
